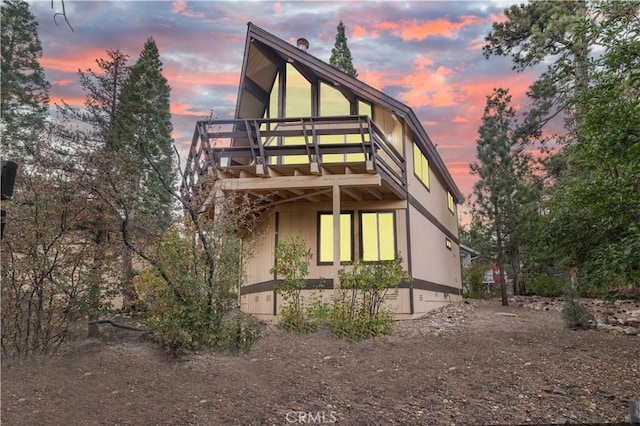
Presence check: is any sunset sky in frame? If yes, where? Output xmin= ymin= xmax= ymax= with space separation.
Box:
xmin=29 ymin=0 xmax=545 ymax=218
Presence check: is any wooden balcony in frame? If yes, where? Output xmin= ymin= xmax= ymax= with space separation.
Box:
xmin=183 ymin=115 xmax=406 ymax=206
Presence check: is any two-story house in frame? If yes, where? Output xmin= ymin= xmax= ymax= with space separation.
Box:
xmin=183 ymin=23 xmax=464 ymax=320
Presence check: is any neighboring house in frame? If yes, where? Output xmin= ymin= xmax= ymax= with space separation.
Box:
xmin=460 ymin=244 xmax=480 ymax=269
xmin=183 ymin=23 xmax=464 ymax=320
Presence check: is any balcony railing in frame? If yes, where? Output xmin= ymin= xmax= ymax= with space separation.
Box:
xmin=183 ymin=115 xmax=406 ymax=197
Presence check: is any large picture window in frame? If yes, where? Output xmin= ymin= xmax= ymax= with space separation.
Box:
xmin=318 ymin=212 xmax=353 ymax=264
xmin=413 ymin=143 xmax=429 ymax=189
xmin=361 ymin=212 xmax=396 ymax=261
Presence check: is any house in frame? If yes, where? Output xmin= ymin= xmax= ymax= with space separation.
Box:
xmin=183 ymin=23 xmax=464 ymax=320
xmin=460 ymin=244 xmax=480 ymax=269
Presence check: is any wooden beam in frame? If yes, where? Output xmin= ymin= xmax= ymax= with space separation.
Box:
xmin=258 ymin=189 xmax=332 ymax=210
xmin=364 ymin=186 xmax=383 ymax=200
xmin=333 ymin=182 xmax=340 ymax=289
xmin=342 ymin=187 xmax=363 ymax=201
xmin=216 ymin=174 xmax=381 ymax=191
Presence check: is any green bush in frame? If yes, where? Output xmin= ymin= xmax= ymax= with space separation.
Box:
xmin=329 ymin=257 xmax=410 ymax=341
xmin=270 ymin=236 xmax=316 ymax=333
xmin=561 ymin=285 xmax=593 ymax=329
xmin=527 ymin=274 xmax=566 ymax=297
xmin=135 ymin=225 xmax=259 ymax=356
xmin=462 ymin=263 xmax=488 ymax=299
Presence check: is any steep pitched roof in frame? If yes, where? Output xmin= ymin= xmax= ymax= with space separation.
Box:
xmin=234 ymin=22 xmax=464 ymax=204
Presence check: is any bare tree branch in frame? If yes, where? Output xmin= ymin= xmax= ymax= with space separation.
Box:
xmin=51 ymin=0 xmax=74 ymax=32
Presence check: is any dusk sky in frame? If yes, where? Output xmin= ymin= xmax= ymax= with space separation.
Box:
xmin=29 ymin=0 xmax=545 ymax=219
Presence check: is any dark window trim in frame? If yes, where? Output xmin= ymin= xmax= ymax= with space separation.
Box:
xmin=359 ymin=210 xmax=397 ymax=263
xmin=447 ymin=191 xmax=455 ymax=215
xmin=413 ymin=141 xmax=430 ymax=192
xmin=317 ymin=211 xmax=354 ymax=266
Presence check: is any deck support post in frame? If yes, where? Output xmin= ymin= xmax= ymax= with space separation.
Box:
xmin=333 ymin=181 xmax=340 ymax=290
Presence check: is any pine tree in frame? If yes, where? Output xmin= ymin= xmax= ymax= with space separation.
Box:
xmin=470 ymin=88 xmax=535 ymax=305
xmin=1 ymin=0 xmax=50 ymax=159
xmin=115 ymin=38 xmax=176 ymax=308
xmin=484 ymin=1 xmax=589 ymax=139
xmin=117 ymin=37 xmax=176 ymax=228
xmin=330 ymin=21 xmax=358 ymax=78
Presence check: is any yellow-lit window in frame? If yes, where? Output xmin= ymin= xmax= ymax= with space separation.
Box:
xmin=361 ymin=212 xmax=395 ymax=261
xmin=413 ymin=143 xmax=429 ymax=189
xmin=358 ymin=100 xmax=372 ymax=118
xmin=282 ymin=135 xmax=309 ymax=165
xmin=447 ymin=191 xmax=455 ymax=213
xmin=318 ymin=213 xmax=352 ymax=264
xmin=320 ymin=82 xmax=350 ymax=117
xmin=285 ymin=63 xmax=311 ymax=118
xmin=445 ymin=238 xmax=452 ymax=250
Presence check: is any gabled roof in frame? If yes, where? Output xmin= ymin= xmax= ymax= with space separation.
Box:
xmin=234 ymin=22 xmax=464 ymax=204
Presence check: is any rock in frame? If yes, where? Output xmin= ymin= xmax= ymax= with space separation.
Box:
xmin=623 ymin=327 xmax=638 ymax=336
xmin=496 ymin=312 xmax=518 ymax=317
xmin=624 ymin=318 xmax=640 ymax=327
xmin=630 ymin=310 xmax=640 ymax=318
xmin=323 ymin=356 xmax=331 ymax=360
xmin=596 ymin=323 xmax=612 ymax=331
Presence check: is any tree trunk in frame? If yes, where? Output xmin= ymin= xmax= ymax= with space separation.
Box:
xmin=88 ymin=226 xmax=107 ymax=338
xmin=511 ymin=246 xmax=524 ymax=296
xmin=495 ymin=211 xmax=509 ymax=306
xmin=121 ymin=242 xmax=138 ymax=311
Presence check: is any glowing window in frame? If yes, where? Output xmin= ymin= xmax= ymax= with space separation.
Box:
xmin=413 ymin=143 xmax=429 ymax=189
xmin=447 ymin=192 xmax=455 ymax=213
xmin=361 ymin=212 xmax=395 ymax=261
xmin=320 ymin=82 xmax=350 ymax=117
xmin=358 ymin=100 xmax=372 ymax=118
xmin=318 ymin=213 xmax=352 ymax=264
xmin=446 ymin=238 xmax=452 ymax=250
xmin=285 ymin=63 xmax=311 ymax=118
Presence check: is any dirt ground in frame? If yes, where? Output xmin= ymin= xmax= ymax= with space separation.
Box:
xmin=2 ymin=298 xmax=639 ymax=426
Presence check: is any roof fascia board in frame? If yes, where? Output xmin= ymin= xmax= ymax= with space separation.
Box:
xmin=234 ymin=24 xmax=255 ymax=120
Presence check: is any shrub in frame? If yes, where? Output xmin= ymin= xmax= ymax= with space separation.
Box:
xmin=135 ymin=223 xmax=258 ymax=356
xmin=330 ymin=257 xmax=410 ymax=341
xmin=527 ymin=274 xmax=565 ymax=297
xmin=561 ymin=285 xmax=593 ymax=330
xmin=462 ymin=263 xmax=487 ymax=299
xmin=270 ymin=236 xmax=315 ymax=333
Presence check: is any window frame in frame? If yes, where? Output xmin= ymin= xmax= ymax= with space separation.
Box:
xmin=413 ymin=142 xmax=430 ymax=190
xmin=359 ymin=210 xmax=397 ymax=262
xmin=317 ymin=211 xmax=354 ymax=265
xmin=445 ymin=237 xmax=453 ymax=250
xmin=447 ymin=191 xmax=455 ymax=214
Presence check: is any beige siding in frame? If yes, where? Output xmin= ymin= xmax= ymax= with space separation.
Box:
xmin=404 ymin=128 xmax=458 ymax=239
xmin=244 ymin=214 xmax=276 ymax=286
xmin=408 ymin=205 xmax=462 ymax=290
xmin=373 ymin=104 xmax=403 ymax=154
xmin=411 ymin=289 xmax=462 ymax=316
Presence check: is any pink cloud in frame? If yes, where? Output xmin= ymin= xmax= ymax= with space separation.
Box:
xmin=362 ymin=15 xmax=490 ymax=41
xmin=171 ymin=103 xmax=210 ymax=117
xmin=172 ymin=0 xmax=204 ymax=18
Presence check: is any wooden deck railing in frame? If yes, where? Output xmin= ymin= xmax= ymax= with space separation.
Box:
xmin=183 ymin=115 xmax=406 ymax=197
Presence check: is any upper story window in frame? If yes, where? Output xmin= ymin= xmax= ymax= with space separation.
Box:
xmin=320 ymin=82 xmax=350 ymax=117
xmin=285 ymin=63 xmax=311 ymax=118
xmin=413 ymin=142 xmax=429 ymax=190
xmin=447 ymin=191 xmax=455 ymax=214
xmin=358 ymin=100 xmax=372 ymax=118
